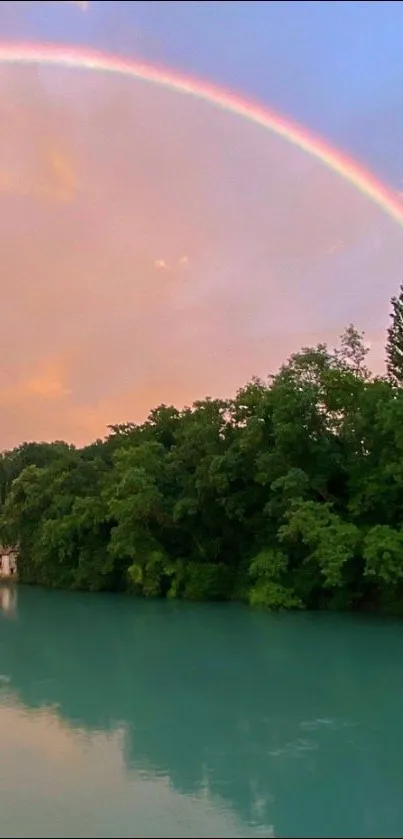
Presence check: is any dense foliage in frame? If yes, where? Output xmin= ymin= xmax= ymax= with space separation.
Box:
xmin=3 ymin=287 xmax=403 ymax=613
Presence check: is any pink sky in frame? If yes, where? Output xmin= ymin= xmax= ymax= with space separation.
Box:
xmin=1 ymin=63 xmax=402 ymax=448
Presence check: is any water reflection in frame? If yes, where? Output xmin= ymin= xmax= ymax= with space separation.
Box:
xmin=1 ymin=587 xmax=403 ymax=838
xmin=0 ymin=583 xmax=17 ymax=616
xmin=1 ymin=701 xmax=263 ymax=839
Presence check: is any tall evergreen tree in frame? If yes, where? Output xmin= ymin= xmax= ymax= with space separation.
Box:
xmin=386 ymin=283 xmax=403 ymax=385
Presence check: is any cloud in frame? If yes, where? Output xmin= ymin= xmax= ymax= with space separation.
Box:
xmin=67 ymin=1 xmax=89 ymax=9
xmin=0 ymin=63 xmax=402 ymax=447
xmin=25 ymin=360 xmax=72 ymax=400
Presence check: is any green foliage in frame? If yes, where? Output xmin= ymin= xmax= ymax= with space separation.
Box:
xmin=279 ymin=500 xmax=360 ymax=588
xmin=181 ymin=562 xmax=234 ymax=601
xmin=127 ymin=549 xmax=171 ymax=598
xmin=386 ymin=282 xmax=403 ymax=385
xmin=2 ymin=292 xmax=403 ymax=614
xmin=363 ymin=525 xmax=403 ymax=585
xmin=248 ymin=549 xmax=302 ymax=610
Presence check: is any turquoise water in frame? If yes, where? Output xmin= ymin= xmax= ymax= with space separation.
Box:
xmin=1 ymin=584 xmax=403 ymax=838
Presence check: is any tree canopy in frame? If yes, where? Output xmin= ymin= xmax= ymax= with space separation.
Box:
xmin=2 ymin=289 xmax=403 ymax=614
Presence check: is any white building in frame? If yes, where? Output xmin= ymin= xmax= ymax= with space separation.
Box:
xmin=0 ymin=547 xmax=18 ymax=578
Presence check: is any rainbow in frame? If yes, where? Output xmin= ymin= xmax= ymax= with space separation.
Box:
xmin=1 ymin=40 xmax=403 ymax=229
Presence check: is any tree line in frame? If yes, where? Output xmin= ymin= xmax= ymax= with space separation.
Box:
xmin=2 ymin=283 xmax=403 ymax=612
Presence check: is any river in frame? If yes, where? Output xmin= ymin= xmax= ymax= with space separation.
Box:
xmin=0 ymin=585 xmax=403 ymax=838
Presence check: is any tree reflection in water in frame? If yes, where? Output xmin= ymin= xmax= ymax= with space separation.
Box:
xmin=1 ymin=587 xmax=403 ymax=838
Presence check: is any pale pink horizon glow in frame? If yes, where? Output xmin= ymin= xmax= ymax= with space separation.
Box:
xmin=0 ymin=64 xmax=401 ymax=448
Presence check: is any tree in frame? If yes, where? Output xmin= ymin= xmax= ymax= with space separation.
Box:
xmin=386 ymin=282 xmax=403 ymax=385
xmin=334 ymin=323 xmax=370 ymax=379
xmin=3 ymin=303 xmax=403 ymax=614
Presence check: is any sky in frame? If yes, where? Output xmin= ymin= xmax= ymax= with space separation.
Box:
xmin=1 ymin=0 xmax=403 ymax=447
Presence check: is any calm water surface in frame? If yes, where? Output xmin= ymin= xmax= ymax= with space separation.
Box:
xmin=1 ymin=585 xmax=403 ymax=838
